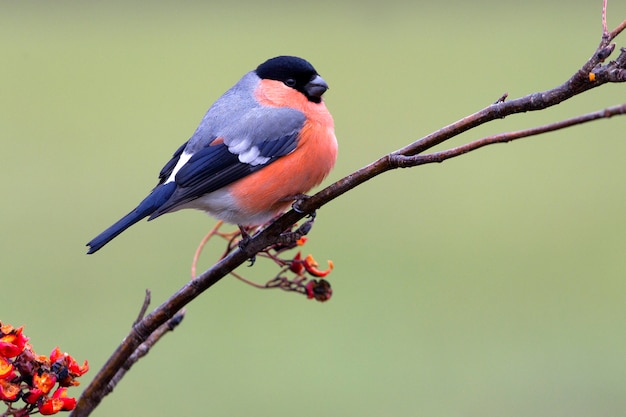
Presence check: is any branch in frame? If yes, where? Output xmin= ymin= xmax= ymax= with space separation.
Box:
xmin=103 ymin=309 xmax=185 ymax=398
xmin=393 ymin=103 xmax=626 ymax=167
xmin=71 ymin=8 xmax=626 ymax=417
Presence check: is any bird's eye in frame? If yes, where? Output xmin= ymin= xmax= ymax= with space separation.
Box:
xmin=284 ymin=78 xmax=297 ymax=87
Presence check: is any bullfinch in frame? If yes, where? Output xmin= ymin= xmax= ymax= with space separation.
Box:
xmin=86 ymin=56 xmax=337 ymax=254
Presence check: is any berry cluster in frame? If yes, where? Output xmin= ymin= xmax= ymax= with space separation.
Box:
xmin=0 ymin=323 xmax=88 ymax=416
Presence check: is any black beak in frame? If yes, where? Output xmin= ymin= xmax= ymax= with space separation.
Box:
xmin=304 ymin=74 xmax=329 ymax=101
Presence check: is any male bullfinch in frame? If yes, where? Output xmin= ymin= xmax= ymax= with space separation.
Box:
xmin=86 ymin=56 xmax=337 ymax=254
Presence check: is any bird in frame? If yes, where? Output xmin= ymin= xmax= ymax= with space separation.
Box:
xmin=86 ymin=56 xmax=337 ymax=254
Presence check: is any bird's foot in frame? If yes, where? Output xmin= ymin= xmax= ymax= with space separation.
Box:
xmin=291 ymin=194 xmax=316 ymax=219
xmin=273 ymin=212 xmax=316 ymax=251
xmin=237 ymin=225 xmax=256 ymax=266
xmin=296 ymin=210 xmax=316 ymax=234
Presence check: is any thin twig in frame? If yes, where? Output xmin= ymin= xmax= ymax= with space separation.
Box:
xmin=602 ymin=0 xmax=626 ymax=42
xmin=603 ymin=0 xmax=608 ymax=35
xmin=229 ymin=270 xmax=274 ymax=289
xmin=133 ymin=289 xmax=151 ymax=326
xmin=609 ymin=19 xmax=626 ymax=41
xmin=191 ymin=220 xmax=224 ymax=278
xmin=394 ymin=103 xmax=626 ymax=166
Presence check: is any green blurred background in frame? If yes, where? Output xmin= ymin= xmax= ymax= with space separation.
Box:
xmin=2 ymin=1 xmax=626 ymax=416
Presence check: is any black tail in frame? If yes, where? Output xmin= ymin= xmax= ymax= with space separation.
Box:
xmin=86 ymin=183 xmax=176 ymax=254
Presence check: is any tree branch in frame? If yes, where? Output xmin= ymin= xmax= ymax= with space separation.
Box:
xmin=103 ymin=309 xmax=185 ymax=398
xmin=71 ymin=6 xmax=626 ymax=417
xmin=392 ymin=103 xmax=626 ymax=167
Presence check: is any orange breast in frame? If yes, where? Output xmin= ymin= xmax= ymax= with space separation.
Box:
xmin=227 ymin=79 xmax=337 ymax=222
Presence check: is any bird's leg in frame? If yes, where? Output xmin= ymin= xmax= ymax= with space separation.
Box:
xmin=291 ymin=194 xmax=316 ymax=235
xmin=273 ymin=210 xmax=316 ymax=250
xmin=290 ymin=193 xmax=312 ymax=215
xmin=297 ymin=210 xmax=316 ymax=234
xmin=237 ymin=225 xmax=256 ymax=266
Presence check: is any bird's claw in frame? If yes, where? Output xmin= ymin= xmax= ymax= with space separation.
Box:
xmin=292 ymin=194 xmax=315 ymax=219
xmin=296 ymin=212 xmax=316 ymax=235
xmin=237 ymin=225 xmax=256 ymax=266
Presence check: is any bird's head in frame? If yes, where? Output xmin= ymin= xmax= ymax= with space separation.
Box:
xmin=255 ymin=56 xmax=328 ymax=103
